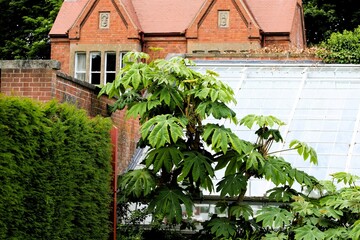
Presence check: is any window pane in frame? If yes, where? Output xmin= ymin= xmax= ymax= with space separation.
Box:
xmin=106 ymin=52 xmax=116 ymax=71
xmin=91 ymin=73 xmax=101 ymax=85
xmin=76 ymin=53 xmax=86 ymax=71
xmin=106 ymin=73 xmax=116 ymax=83
xmin=76 ymin=73 xmax=86 ymax=81
xmin=91 ymin=52 xmax=101 ymax=71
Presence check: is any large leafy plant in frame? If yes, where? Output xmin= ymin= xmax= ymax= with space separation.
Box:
xmin=257 ymin=172 xmax=360 ymax=240
xmin=99 ymin=52 xmax=322 ymax=239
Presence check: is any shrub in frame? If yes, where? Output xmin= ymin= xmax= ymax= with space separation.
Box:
xmin=317 ymin=26 xmax=360 ymax=63
xmin=0 ymin=95 xmax=113 ymax=239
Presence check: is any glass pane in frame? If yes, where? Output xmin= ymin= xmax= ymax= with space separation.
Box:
xmin=91 ymin=52 xmax=101 ymax=71
xmin=76 ymin=73 xmax=86 ymax=81
xmin=106 ymin=73 xmax=116 ymax=83
xmin=76 ymin=53 xmax=86 ymax=71
xmin=91 ymin=73 xmax=100 ymax=85
xmin=106 ymin=52 xmax=116 ymax=71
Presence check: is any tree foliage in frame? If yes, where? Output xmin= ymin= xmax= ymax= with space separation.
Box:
xmin=98 ymin=52 xmax=356 ymax=239
xmin=303 ymin=0 xmax=360 ymax=45
xmin=0 ymin=0 xmax=63 ymax=59
xmin=316 ymin=26 xmax=360 ymax=64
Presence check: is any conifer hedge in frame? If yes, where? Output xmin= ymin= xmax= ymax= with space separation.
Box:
xmin=0 ymin=95 xmax=113 ymax=239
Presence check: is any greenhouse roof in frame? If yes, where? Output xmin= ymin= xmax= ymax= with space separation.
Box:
xmin=129 ymin=62 xmax=360 ymax=196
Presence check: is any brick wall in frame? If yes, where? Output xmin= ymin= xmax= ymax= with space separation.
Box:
xmin=143 ymin=36 xmax=188 ymax=60
xmin=0 ymin=60 xmax=140 ymax=173
xmin=50 ymin=38 xmax=71 ymax=74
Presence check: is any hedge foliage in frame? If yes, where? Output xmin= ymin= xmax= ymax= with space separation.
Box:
xmin=0 ymin=95 xmax=113 ymax=239
xmin=317 ymin=25 xmax=360 ymax=64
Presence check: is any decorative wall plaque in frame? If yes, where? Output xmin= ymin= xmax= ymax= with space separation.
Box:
xmin=218 ymin=10 xmax=229 ymax=28
xmin=99 ymin=12 xmax=110 ymax=29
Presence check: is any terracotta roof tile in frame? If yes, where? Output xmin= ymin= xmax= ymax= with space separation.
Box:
xmin=131 ymin=0 xmax=206 ymax=34
xmin=50 ymin=0 xmax=299 ymax=36
xmin=121 ymin=0 xmax=142 ymax=31
xmin=50 ymin=0 xmax=88 ymax=36
xmin=244 ymin=0 xmax=297 ymax=33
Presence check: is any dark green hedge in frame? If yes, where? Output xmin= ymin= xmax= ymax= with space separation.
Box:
xmin=0 ymin=95 xmax=113 ymax=239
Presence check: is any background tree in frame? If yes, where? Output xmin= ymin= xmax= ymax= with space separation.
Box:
xmin=0 ymin=0 xmax=63 ymax=59
xmin=303 ymin=0 xmax=360 ymax=45
xmin=100 ymin=52 xmax=325 ymax=239
xmin=315 ymin=26 xmax=360 ymax=64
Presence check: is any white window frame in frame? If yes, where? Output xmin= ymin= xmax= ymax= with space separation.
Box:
xmin=74 ymin=52 xmax=86 ymax=81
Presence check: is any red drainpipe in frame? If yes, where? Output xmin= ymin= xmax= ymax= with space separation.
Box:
xmin=110 ymin=126 xmax=118 ymax=240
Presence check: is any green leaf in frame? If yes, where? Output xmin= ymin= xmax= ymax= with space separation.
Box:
xmin=148 ymin=187 xmax=193 ymax=223
xmin=141 ymin=114 xmax=186 ymax=148
xmin=206 ymin=217 xmax=236 ymax=239
xmin=126 ymin=101 xmax=147 ymax=118
xmin=263 ymin=156 xmax=292 ymax=185
xmin=145 ymin=146 xmax=184 ymax=172
xmin=178 ymin=151 xmax=214 ymax=192
xmin=266 ymin=186 xmax=300 ymax=202
xmin=350 ymin=220 xmax=360 ymax=240
xmin=323 ymin=227 xmax=349 ymax=240
xmin=263 ymin=232 xmax=288 ymax=240
xmin=196 ymin=101 xmax=237 ymax=122
xmin=330 ymin=172 xmax=360 ymax=185
xmin=289 ymin=140 xmax=318 ymax=164
xmin=289 ymin=169 xmax=318 ymax=188
xmin=216 ymin=174 xmax=248 ymax=197
xmin=291 ymin=196 xmax=318 ymax=217
xmin=246 ymin=150 xmax=265 ymax=171
xmin=294 ymin=224 xmax=325 ymax=240
xmin=229 ymin=203 xmax=253 ymax=220
xmin=119 ymin=169 xmax=156 ymax=198
xmin=203 ymin=123 xmax=249 ymax=155
xmin=318 ymin=206 xmax=343 ymax=219
xmin=240 ymin=114 xmax=285 ymax=129
xmin=256 ymin=207 xmax=293 ymax=228
xmin=121 ymin=62 xmax=148 ymax=90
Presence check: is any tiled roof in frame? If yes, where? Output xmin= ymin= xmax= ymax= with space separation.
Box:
xmin=50 ymin=0 xmax=299 ymax=36
xmin=121 ymin=0 xmax=142 ymax=31
xmin=49 ymin=0 xmax=88 ymax=36
xmin=131 ymin=0 xmax=206 ymax=34
xmin=244 ymin=0 xmax=297 ymax=33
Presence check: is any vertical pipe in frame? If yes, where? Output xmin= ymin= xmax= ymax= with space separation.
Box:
xmin=110 ymin=126 xmax=118 ymax=240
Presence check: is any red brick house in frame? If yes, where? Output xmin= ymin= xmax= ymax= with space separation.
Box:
xmin=49 ymin=0 xmax=306 ymax=85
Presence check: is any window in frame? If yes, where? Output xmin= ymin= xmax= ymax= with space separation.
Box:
xmin=74 ymin=51 xmax=127 ymax=84
xmin=75 ymin=52 xmax=86 ymax=81
xmin=90 ymin=52 xmax=101 ymax=84
xmin=105 ymin=52 xmax=116 ymax=83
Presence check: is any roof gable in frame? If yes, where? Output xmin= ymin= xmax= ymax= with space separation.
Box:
xmin=50 ymin=0 xmax=140 ymax=38
xmin=186 ymin=0 xmax=261 ymax=39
